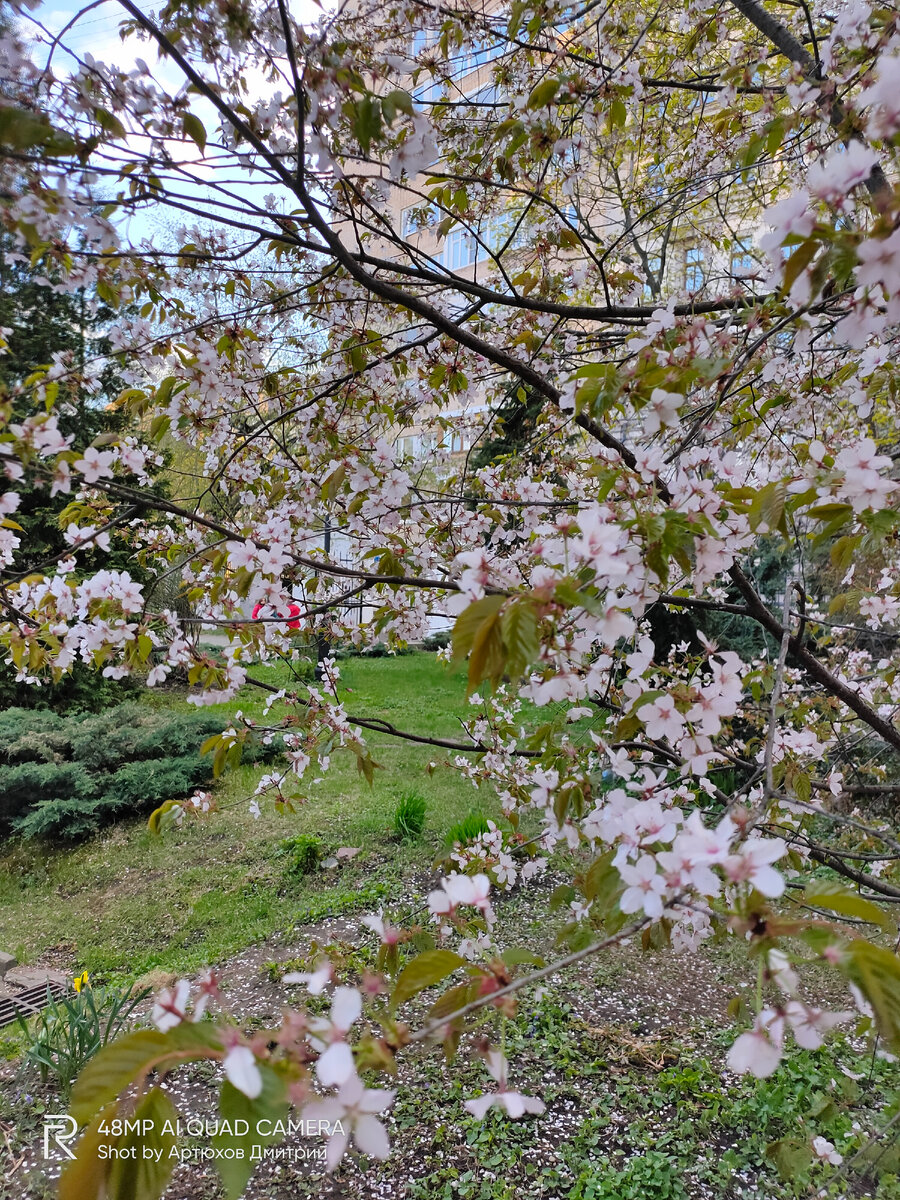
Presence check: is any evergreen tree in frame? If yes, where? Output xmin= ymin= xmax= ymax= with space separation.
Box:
xmin=0 ymin=236 xmax=154 ymax=710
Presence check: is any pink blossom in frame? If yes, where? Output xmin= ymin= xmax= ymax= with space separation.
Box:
xmin=722 ymin=836 xmax=787 ymax=897
xmin=863 ymin=50 xmax=900 ymax=139
xmin=643 ymin=388 xmax=682 ymax=434
xmin=855 ymin=229 xmax=900 ymax=294
xmin=760 ymin=191 xmax=813 ymax=256
xmin=361 ymin=909 xmax=401 ymax=945
xmin=151 ymin=979 xmax=191 ymax=1031
xmin=463 ymin=1051 xmax=546 ymax=1120
xmin=618 ymin=854 xmax=667 ymax=918
xmin=303 ymin=1071 xmax=395 ymax=1171
xmin=73 ymin=446 xmax=115 ymax=483
xmin=783 ymin=1001 xmax=853 ymax=1050
xmin=812 ymin=1135 xmax=843 ymax=1165
xmin=283 ymin=960 xmax=333 ymax=995
xmin=641 ymin=695 xmax=685 ymax=742
xmin=223 ymin=1044 xmax=262 ymax=1099
xmin=428 ymin=872 xmax=494 ymax=923
xmin=726 ymin=1009 xmax=784 ymax=1078
xmin=807 ymin=143 xmax=878 ymax=204
xmin=308 ymin=986 xmax=362 ymax=1086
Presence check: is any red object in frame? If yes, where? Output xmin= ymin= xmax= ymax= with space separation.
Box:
xmin=252 ymin=601 xmax=302 ymax=630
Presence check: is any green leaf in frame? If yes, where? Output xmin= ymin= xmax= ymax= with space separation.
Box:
xmin=781 ymin=239 xmax=819 ymax=294
xmin=807 ymin=502 xmax=853 ymax=523
xmin=501 ymin=599 xmax=539 ymax=680
xmin=71 ymin=1025 xmax=222 ymax=1124
xmin=392 ymin=949 xmax=467 ymax=1011
xmin=147 ymin=799 xmax=183 ymax=835
xmin=500 ymin=948 xmax=545 ymax=968
xmin=347 ymin=94 xmax=383 ymax=154
xmin=59 ymin=1104 xmax=118 ymax=1200
xmin=765 ymin=1137 xmax=813 ymax=1180
xmin=842 ymin=939 xmax=900 ymax=1047
xmin=107 ymin=1088 xmax=178 ymax=1200
xmin=0 ymin=105 xmax=76 ymax=153
xmin=804 ymin=882 xmax=893 ymax=932
xmin=583 ymin=849 xmax=622 ymax=915
xmin=428 ymin=979 xmax=477 ymax=1019
xmin=527 ymin=78 xmax=559 ymax=109
xmin=452 ymin=595 xmax=505 ymax=661
xmin=384 ymin=88 xmax=413 ymax=117
xmin=748 ymin=481 xmax=786 ymax=534
xmin=213 ymin=1065 xmax=289 ymax=1200
xmin=467 ymin=607 xmax=505 ymax=694
xmin=830 ymin=534 xmax=861 ymax=573
xmin=182 ymin=112 xmax=207 ymax=153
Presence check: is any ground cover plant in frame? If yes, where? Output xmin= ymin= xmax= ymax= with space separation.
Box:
xmin=0 ymin=704 xmax=279 ymax=839
xmin=7 ymin=0 xmax=900 ymax=1198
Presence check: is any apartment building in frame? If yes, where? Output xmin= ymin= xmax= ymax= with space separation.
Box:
xmin=331 ymin=2 xmax=769 ymax=469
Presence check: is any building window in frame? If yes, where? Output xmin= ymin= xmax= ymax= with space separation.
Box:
xmin=730 ymin=236 xmax=755 ymax=278
xmin=642 ymin=254 xmax=662 ymax=300
xmin=412 ymin=77 xmax=442 ymax=109
xmin=440 ymin=225 xmax=490 ymax=269
xmin=646 ymin=162 xmax=666 ymax=200
xmin=469 ymin=81 xmax=502 ymax=106
xmin=401 ymin=203 xmax=438 ymax=240
xmin=412 ymin=28 xmax=438 ymax=58
xmin=453 ymin=36 xmax=503 ymax=79
xmin=685 ymin=246 xmax=704 ymax=291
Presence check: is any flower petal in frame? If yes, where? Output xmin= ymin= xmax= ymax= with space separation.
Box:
xmin=324 ymin=1128 xmax=350 ymax=1173
xmin=317 ymin=1042 xmax=356 ymax=1088
xmin=331 ymin=986 xmax=362 ymax=1031
xmin=353 ymin=1113 xmax=390 ymax=1159
xmin=223 ymin=1045 xmax=263 ymax=1099
xmin=464 ymin=1093 xmax=497 ymax=1120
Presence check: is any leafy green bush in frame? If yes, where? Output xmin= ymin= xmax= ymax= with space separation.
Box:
xmin=18 ymin=979 xmax=150 ymax=1101
xmin=446 ymin=811 xmax=491 ymax=847
xmin=423 ymin=630 xmax=452 ymax=651
xmin=0 ymin=705 xmax=279 ymax=840
xmin=0 ymin=659 xmax=141 ymax=715
xmin=0 ymin=762 xmax=92 ymax=827
xmin=394 ymin=790 xmax=427 ymax=840
xmin=277 ymin=835 xmax=324 ymax=881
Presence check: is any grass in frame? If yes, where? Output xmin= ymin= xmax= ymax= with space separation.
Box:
xmin=0 ymin=654 xmax=500 ymax=983
xmin=6 ymin=652 xmax=899 ymax=1199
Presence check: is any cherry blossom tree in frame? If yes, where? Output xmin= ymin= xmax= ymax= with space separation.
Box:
xmin=4 ymin=0 xmax=900 ymax=1193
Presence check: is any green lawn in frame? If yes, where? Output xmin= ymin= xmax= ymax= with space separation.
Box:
xmin=0 ymin=653 xmax=505 ymax=982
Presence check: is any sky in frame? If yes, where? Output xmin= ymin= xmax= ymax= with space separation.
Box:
xmin=31 ymin=1 xmax=325 ymax=74
xmin=22 ymin=1 xmax=329 ymax=246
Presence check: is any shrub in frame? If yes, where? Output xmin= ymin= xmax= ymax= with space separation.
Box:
xmin=66 ymin=704 xmax=225 ymax=772
xmin=277 ymin=835 xmax=324 ymax=881
xmin=445 ymin=811 xmax=491 ymax=848
xmin=423 ymin=629 xmax=452 ymax=651
xmin=17 ymin=978 xmax=150 ymax=1101
xmin=0 ymin=705 xmax=280 ymax=840
xmin=0 ymin=762 xmax=93 ymax=827
xmin=0 ymin=659 xmax=142 ymax=715
xmin=394 ymin=790 xmax=427 ymax=840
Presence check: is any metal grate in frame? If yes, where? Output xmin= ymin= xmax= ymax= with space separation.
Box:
xmin=0 ymin=980 xmax=69 ymax=1027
